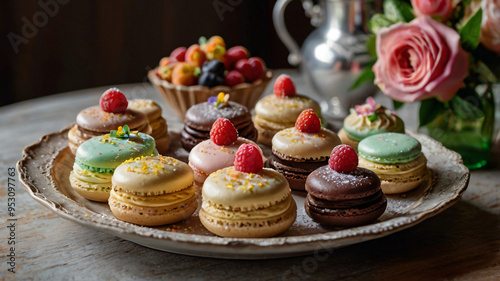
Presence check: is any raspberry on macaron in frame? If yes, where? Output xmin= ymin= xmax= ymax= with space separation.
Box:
xmin=274 ymin=74 xmax=296 ymax=98
xmin=234 ymin=144 xmax=264 ymax=174
xmin=99 ymin=88 xmax=128 ymax=113
xmin=210 ymin=118 xmax=238 ymax=146
xmin=328 ymin=144 xmax=358 ymax=173
xmin=295 ymin=109 xmax=321 ymax=134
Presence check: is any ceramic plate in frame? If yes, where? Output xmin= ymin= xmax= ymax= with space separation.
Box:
xmin=17 ymin=126 xmax=469 ymax=259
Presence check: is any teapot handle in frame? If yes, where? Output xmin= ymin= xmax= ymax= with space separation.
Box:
xmin=273 ymin=0 xmax=302 ymax=66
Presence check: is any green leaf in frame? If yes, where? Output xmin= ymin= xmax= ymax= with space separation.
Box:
xmin=198 ymin=36 xmax=207 ymax=46
xmin=449 ymin=90 xmax=485 ymax=119
xmin=193 ymin=67 xmax=201 ymax=77
xmin=367 ymin=113 xmax=378 ymax=121
xmin=393 ymin=100 xmax=404 ymax=110
xmin=459 ymin=7 xmax=482 ymax=51
xmin=110 ymin=130 xmax=117 ymax=138
xmin=383 ymin=0 xmax=414 ymax=23
xmin=349 ymin=62 xmax=375 ymax=91
xmin=123 ymin=124 xmax=130 ymax=135
xmin=474 ymin=60 xmax=498 ymax=83
xmin=419 ymin=98 xmax=446 ymax=127
xmin=367 ymin=34 xmax=377 ymax=58
xmin=368 ymin=13 xmax=394 ymax=34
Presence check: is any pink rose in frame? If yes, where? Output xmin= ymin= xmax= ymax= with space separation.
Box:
xmin=412 ymin=0 xmax=453 ymax=21
xmin=373 ymin=16 xmax=469 ymax=103
xmin=480 ymin=0 xmax=500 ymax=54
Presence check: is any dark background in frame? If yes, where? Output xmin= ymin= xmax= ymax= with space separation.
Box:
xmin=1 ymin=0 xmax=315 ymax=106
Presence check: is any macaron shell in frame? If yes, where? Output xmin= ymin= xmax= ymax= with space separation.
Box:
xmin=184 ymin=101 xmax=252 ymax=131
xmin=109 ymin=189 xmax=197 ymax=226
xmin=203 ymin=167 xmax=290 ymax=211
xmin=199 ymin=197 xmax=296 ymax=238
xmin=181 ymin=101 xmax=257 ymax=151
xmin=112 ymin=156 xmax=194 ymax=195
xmin=68 ymin=125 xmax=85 ymax=154
xmin=127 ymin=99 xmax=162 ymax=121
xmin=305 ymin=193 xmax=386 ymax=226
xmin=253 ymin=115 xmax=290 ymax=146
xmin=272 ymin=127 xmax=341 ymax=160
xmin=305 ymin=166 xmax=381 ymax=201
xmin=76 ymin=105 xmax=148 ymax=133
xmin=268 ymin=154 xmax=327 ymax=191
xmin=254 ymin=94 xmax=321 ymax=124
xmin=149 ymin=117 xmax=168 ymax=137
xmin=75 ymin=133 xmax=157 ymax=169
xmin=358 ymin=154 xmax=428 ymax=194
xmin=358 ymin=133 xmax=422 ymax=164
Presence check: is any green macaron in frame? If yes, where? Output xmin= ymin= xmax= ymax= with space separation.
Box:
xmin=75 ymin=132 xmax=157 ymax=172
xmin=357 ymin=133 xmax=422 ymax=164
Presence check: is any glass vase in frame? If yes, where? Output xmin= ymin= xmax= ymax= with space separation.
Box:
xmin=419 ymin=86 xmax=495 ymax=169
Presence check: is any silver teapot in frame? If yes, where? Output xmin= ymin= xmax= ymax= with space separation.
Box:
xmin=273 ymin=0 xmax=380 ymax=118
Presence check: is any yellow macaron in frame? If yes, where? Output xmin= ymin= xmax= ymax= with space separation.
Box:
xmin=199 ymin=143 xmax=296 ymax=238
xmin=109 ymin=155 xmax=197 ymax=226
xmin=253 ymin=75 xmax=322 ymax=146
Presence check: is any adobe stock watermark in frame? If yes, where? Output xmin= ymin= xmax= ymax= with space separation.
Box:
xmin=7 ymin=0 xmax=70 ymax=54
xmin=213 ymin=0 xmax=243 ymax=21
xmin=281 ymin=242 xmax=335 ymax=280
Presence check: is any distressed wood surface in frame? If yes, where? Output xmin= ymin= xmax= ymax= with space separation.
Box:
xmin=1 ymin=71 xmax=499 ymax=280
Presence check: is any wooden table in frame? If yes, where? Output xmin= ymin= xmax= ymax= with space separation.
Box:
xmin=2 ymin=72 xmax=499 ymax=280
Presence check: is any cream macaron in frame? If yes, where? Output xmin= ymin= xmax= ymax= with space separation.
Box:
xmin=128 ymin=99 xmax=171 ymax=155
xmin=253 ymin=75 xmax=322 ymax=146
xmin=109 ymin=155 xmax=197 ymax=226
xmin=200 ymin=144 xmax=297 ymax=238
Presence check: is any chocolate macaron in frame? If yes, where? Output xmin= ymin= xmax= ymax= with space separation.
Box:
xmin=305 ymin=145 xmax=386 ymax=226
xmin=269 ymin=109 xmax=341 ymax=191
xmin=68 ymin=88 xmax=152 ymax=154
xmin=181 ymin=93 xmax=257 ymax=151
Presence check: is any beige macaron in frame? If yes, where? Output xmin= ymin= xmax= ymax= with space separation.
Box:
xmin=253 ymin=94 xmax=322 ymax=146
xmin=199 ymin=167 xmax=296 ymax=238
xmin=109 ymin=155 xmax=197 ymax=226
xmin=128 ymin=99 xmax=171 ymax=155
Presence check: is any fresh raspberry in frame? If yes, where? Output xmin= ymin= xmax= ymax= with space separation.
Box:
xmin=210 ymin=118 xmax=238 ymax=145
xmin=274 ymin=74 xmax=296 ymax=97
xmin=170 ymin=47 xmax=187 ymax=62
xmin=295 ymin=109 xmax=321 ymax=133
xmin=234 ymin=144 xmax=263 ymax=174
xmin=225 ymin=70 xmax=245 ymax=87
xmin=328 ymin=144 xmax=358 ymax=173
xmin=99 ymin=88 xmax=128 ymax=113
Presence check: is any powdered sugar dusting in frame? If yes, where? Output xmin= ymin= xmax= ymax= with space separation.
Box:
xmin=187 ymin=101 xmax=249 ymax=122
xmin=315 ymin=166 xmax=373 ymax=189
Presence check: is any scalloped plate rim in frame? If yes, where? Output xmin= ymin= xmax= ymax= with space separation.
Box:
xmin=16 ymin=126 xmax=470 ymax=259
